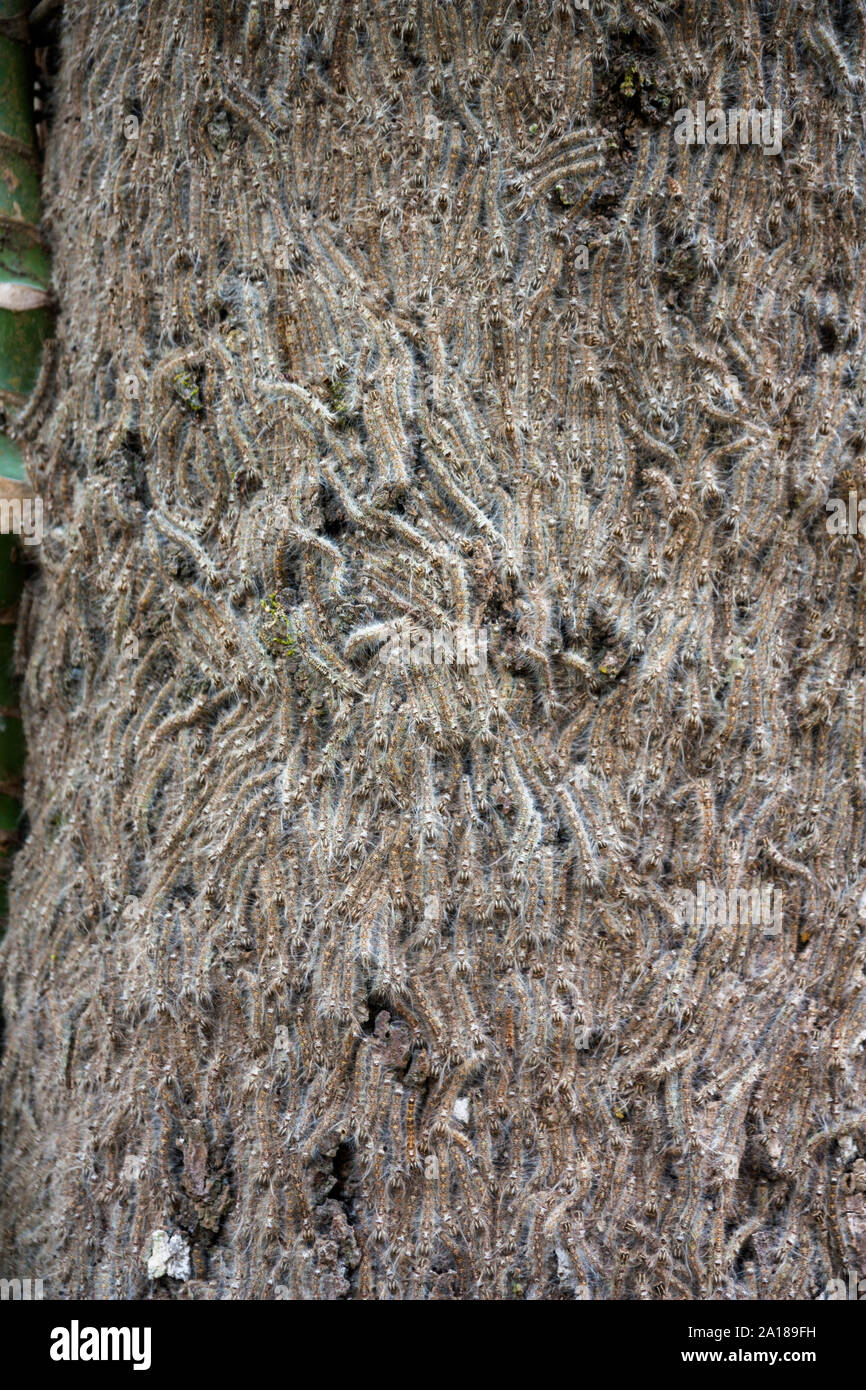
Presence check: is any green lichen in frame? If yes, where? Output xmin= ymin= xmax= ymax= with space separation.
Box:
xmin=172 ymin=371 xmax=203 ymax=411
xmin=325 ymin=369 xmax=354 ymax=427
xmin=620 ymin=66 xmax=640 ymax=98
xmin=260 ymin=593 xmax=298 ymax=658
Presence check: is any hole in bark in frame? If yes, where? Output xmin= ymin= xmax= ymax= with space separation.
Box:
xmin=318 ymin=482 xmax=349 ymax=538
xmin=329 ymin=1141 xmax=354 ymax=1203
xmin=361 ymin=990 xmax=391 ymax=1032
xmin=732 ymin=1235 xmax=756 ymax=1277
xmin=819 ymin=320 xmax=838 ymax=353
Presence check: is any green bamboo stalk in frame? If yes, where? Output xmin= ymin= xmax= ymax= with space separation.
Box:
xmin=0 ymin=1 xmax=51 ymax=919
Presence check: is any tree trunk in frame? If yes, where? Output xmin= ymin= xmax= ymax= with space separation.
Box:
xmin=0 ymin=0 xmax=52 ymax=918
xmin=2 ymin=0 xmax=866 ymax=1300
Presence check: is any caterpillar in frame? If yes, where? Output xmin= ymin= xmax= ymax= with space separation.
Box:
xmin=406 ymin=1094 xmax=416 ymax=1164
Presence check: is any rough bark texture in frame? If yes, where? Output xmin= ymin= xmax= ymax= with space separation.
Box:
xmin=2 ymin=0 xmax=866 ymax=1300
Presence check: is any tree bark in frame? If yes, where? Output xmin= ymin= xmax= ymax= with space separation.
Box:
xmin=2 ymin=0 xmax=866 ymax=1300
